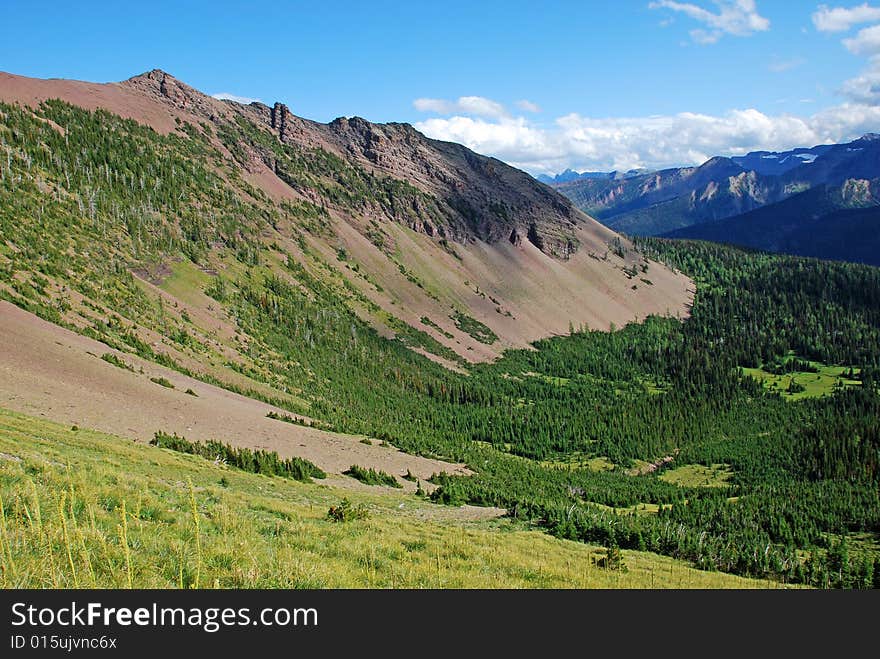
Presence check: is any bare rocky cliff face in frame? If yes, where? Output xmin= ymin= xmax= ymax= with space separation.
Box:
xmin=123 ymin=70 xmax=585 ymax=259
xmin=319 ymin=116 xmax=582 ymax=257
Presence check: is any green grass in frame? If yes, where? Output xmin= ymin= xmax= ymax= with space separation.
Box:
xmin=157 ymin=260 xmax=214 ymax=306
xmin=659 ymin=464 xmax=733 ymax=488
xmin=590 ymin=501 xmax=666 ymax=516
xmin=525 ymin=372 xmax=571 ymax=387
xmin=742 ymin=360 xmax=861 ymax=401
xmin=0 ymin=407 xmax=786 ymax=588
xmin=640 ymin=378 xmax=669 ymax=395
xmin=540 ymin=455 xmax=615 ymax=472
xmin=584 ymin=456 xmax=616 ymax=472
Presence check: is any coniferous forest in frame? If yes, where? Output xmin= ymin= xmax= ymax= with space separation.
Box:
xmin=1 ymin=100 xmax=878 ymax=588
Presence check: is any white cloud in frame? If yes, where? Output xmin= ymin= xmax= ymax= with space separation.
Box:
xmin=768 ymin=56 xmax=806 ymax=72
xmin=414 ymin=102 xmax=880 ymax=174
xmin=812 ymin=3 xmax=880 ymax=32
xmin=413 ymin=96 xmax=508 ymax=119
xmin=691 ymin=28 xmax=723 ymax=44
xmin=822 ymin=9 xmax=880 ymax=101
xmin=212 ymin=92 xmax=261 ymax=104
xmin=416 ymin=116 xmax=554 ymax=162
xmin=413 ymin=98 xmax=453 ymax=114
xmin=843 ymin=23 xmax=880 ymax=54
xmin=410 ymin=2 xmax=880 ymax=176
xmin=840 ymin=55 xmax=880 ymax=102
xmin=515 ymin=99 xmax=542 ymax=113
xmin=648 ymin=0 xmax=770 ymax=43
xmin=802 ymin=2 xmax=880 ymax=106
xmin=458 ymin=96 xmax=508 ymax=118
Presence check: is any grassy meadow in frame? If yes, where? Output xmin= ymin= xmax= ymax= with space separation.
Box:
xmin=742 ymin=360 xmax=862 ymax=401
xmin=0 ymin=407 xmax=785 ymax=589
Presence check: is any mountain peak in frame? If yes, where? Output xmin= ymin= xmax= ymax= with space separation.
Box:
xmin=126 ymin=68 xmax=176 ymax=83
xmin=696 ymin=156 xmax=744 ymax=180
xmin=0 ymin=67 xmax=693 ymax=366
xmin=121 ymin=68 xmax=223 ymax=116
xmin=701 ymin=155 xmax=737 ymax=168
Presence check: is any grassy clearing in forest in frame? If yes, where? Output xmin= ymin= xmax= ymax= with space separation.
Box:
xmin=659 ymin=464 xmax=733 ymax=488
xmin=540 ymin=455 xmax=616 ymax=472
xmin=0 ymin=407 xmax=783 ymax=589
xmin=156 ymin=260 xmax=213 ymax=306
xmin=742 ymin=361 xmax=861 ymax=401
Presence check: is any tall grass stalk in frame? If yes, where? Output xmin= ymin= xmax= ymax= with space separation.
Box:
xmin=0 ymin=492 xmax=16 ymax=580
xmin=177 ymin=541 xmax=185 ymax=589
xmin=30 ymin=479 xmax=43 ymax=532
xmin=58 ymin=492 xmax=79 ymax=587
xmin=188 ymin=479 xmax=201 ymax=589
xmin=44 ymin=525 xmax=59 ymax=588
xmin=118 ymin=500 xmax=132 ymax=589
xmin=77 ymin=527 xmax=96 ymax=587
xmin=0 ymin=407 xmax=794 ymax=589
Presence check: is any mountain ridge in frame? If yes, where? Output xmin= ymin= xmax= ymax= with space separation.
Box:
xmin=550 ymin=132 xmax=880 ymax=254
xmin=665 ymin=179 xmax=880 ymax=266
xmin=124 ymin=69 xmax=586 ymax=258
xmin=0 ymin=68 xmax=692 ymax=366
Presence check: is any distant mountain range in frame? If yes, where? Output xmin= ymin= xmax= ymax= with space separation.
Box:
xmin=546 ymin=134 xmax=880 ymax=266
xmin=666 ymin=181 xmax=880 ymax=266
xmin=536 ymin=168 xmax=650 ymax=185
xmin=729 ymin=143 xmax=836 ymax=176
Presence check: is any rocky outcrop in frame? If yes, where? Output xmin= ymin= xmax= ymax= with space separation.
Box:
xmin=270 ymin=102 xmax=289 ymax=141
xmin=125 ymin=70 xmax=592 ymax=260
xmin=123 ymin=69 xmax=228 ymax=122
xmin=315 ymin=117 xmax=586 ymax=257
xmin=0 ymin=68 xmax=699 ymax=366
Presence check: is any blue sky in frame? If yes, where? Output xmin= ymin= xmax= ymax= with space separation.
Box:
xmin=3 ymin=1 xmax=880 ymax=173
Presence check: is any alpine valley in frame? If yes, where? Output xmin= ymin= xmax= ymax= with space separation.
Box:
xmin=0 ymin=69 xmax=877 ymax=590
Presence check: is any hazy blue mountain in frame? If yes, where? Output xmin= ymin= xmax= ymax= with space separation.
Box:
xmin=730 ymin=144 xmax=834 ymax=176
xmin=556 ymin=157 xmax=782 ymax=235
xmin=664 ymin=179 xmax=880 ymax=266
xmin=552 ymin=134 xmax=880 ymax=244
xmin=781 ymin=133 xmax=880 ymax=188
xmin=537 ymin=168 xmax=651 ymax=185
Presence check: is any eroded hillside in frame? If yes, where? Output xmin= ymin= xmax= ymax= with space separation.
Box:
xmin=0 ymin=69 xmax=691 ymax=368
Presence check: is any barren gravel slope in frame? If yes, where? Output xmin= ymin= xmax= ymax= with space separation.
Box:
xmin=0 ymin=302 xmax=466 ymax=489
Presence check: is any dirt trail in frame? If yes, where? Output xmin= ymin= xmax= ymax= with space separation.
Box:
xmin=0 ymin=302 xmax=467 ymax=490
